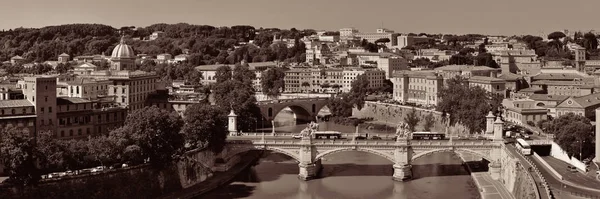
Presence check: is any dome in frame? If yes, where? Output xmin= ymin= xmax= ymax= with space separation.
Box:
xmin=111 ymin=37 xmax=135 ymax=58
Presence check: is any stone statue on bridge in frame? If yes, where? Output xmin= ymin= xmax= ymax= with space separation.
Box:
xmin=395 ymin=122 xmax=412 ymax=139
xmin=300 ymin=121 xmax=319 ymax=138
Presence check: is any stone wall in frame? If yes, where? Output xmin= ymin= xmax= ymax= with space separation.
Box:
xmin=352 ymin=101 xmax=468 ymax=133
xmin=0 ymin=148 xmax=217 ymax=199
xmin=499 ymin=148 xmax=539 ymax=199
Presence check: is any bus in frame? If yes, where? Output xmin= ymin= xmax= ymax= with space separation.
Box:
xmin=412 ymin=132 xmax=446 ymax=140
xmin=515 ymin=138 xmax=532 ymax=155
xmin=313 ymin=131 xmax=342 ymax=139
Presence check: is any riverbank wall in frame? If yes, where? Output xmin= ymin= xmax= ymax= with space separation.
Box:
xmin=499 ymin=147 xmax=540 ymax=199
xmin=0 ymin=147 xmax=255 ymax=199
xmin=352 ymin=101 xmax=468 ymax=133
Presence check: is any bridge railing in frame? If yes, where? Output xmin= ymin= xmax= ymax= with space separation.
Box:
xmin=256 ymin=97 xmax=330 ymax=104
xmin=227 ymin=137 xmax=496 ymax=146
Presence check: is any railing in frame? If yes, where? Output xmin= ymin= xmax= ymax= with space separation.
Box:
xmin=227 ymin=137 xmax=496 ymax=147
xmin=256 ymin=97 xmax=329 ymax=104
xmin=528 ymin=140 xmax=552 ymax=146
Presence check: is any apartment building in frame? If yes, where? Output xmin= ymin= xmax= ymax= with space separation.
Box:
xmin=347 ymin=52 xmax=409 ymax=78
xmin=434 ymin=65 xmax=500 ymax=80
xmin=554 ymin=92 xmax=600 ymax=119
xmin=355 ymin=28 xmax=399 ymax=48
xmin=530 ymin=80 xmax=594 ymax=96
xmin=391 ymin=70 xmax=443 ymax=106
xmin=397 ymin=35 xmax=434 ymax=49
xmin=468 ymin=76 xmax=507 ymax=98
xmin=498 ymin=49 xmax=540 ymax=75
xmin=414 ymin=49 xmax=455 ymax=62
xmin=194 ymin=61 xmax=277 ymax=92
xmin=502 ymin=98 xmax=548 ymax=125
xmin=284 ymin=67 xmax=386 ymax=93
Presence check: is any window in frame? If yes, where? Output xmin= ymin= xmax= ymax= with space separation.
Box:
xmin=49 ymin=107 xmax=52 ymax=113
xmin=122 ymin=88 xmax=125 ymax=93
xmin=114 ymin=88 xmax=117 ymax=93
xmin=41 ymin=107 xmax=44 ymax=113
xmin=1 ymin=110 xmax=3 ymax=115
xmin=45 ymin=96 xmax=48 ymax=102
xmin=67 ymin=105 xmax=70 ymax=111
xmin=69 ymin=130 xmax=73 ymax=136
xmin=49 ymin=119 xmax=52 ymax=125
xmin=32 ymin=96 xmax=35 ymax=102
xmin=61 ymin=131 xmax=65 ymax=137
xmin=78 ymin=129 xmax=82 ymax=136
xmin=86 ymin=128 xmax=90 ymax=135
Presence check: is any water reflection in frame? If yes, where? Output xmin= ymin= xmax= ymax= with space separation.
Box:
xmin=201 ymin=151 xmax=480 ymax=199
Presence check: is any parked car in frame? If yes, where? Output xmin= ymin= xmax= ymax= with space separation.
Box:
xmin=355 ymin=135 xmax=367 ymax=140
xmin=371 ymin=136 xmax=382 ymax=140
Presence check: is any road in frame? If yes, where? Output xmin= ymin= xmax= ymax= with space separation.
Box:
xmin=504 ymin=144 xmax=551 ymax=199
xmin=540 ymin=156 xmax=600 ymax=189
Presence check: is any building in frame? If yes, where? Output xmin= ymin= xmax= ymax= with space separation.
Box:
xmin=355 ymin=28 xmax=399 ymax=48
xmin=150 ymin=31 xmax=165 ymax=41
xmin=434 ymin=65 xmax=500 ymax=80
xmin=10 ymin=55 xmax=24 ymax=65
xmin=73 ymin=63 xmax=99 ymax=75
xmin=65 ymin=78 xmax=111 ymax=100
xmin=528 ymin=94 xmax=569 ymax=118
xmin=194 ymin=62 xmax=276 ymax=92
xmin=306 ymin=42 xmax=333 ymax=65
xmin=0 ymin=84 xmax=23 ymax=100
xmin=156 ymin=54 xmax=173 ymax=64
xmin=0 ymin=99 xmax=36 ymax=135
xmin=339 ymin=28 xmax=359 ymax=39
xmin=347 ymin=52 xmax=409 ymax=78
xmin=468 ymin=76 xmax=507 ymax=98
xmin=391 ymin=70 xmax=444 ymax=106
xmin=58 ymin=53 xmax=70 ymax=63
xmin=396 ymin=35 xmax=433 ymax=49
xmin=498 ymin=49 xmax=540 ymax=75
xmin=283 ymin=67 xmax=385 ymax=93
xmin=530 ymin=80 xmax=594 ymax=96
xmin=174 ymin=54 xmax=189 ymax=63
xmin=554 ymin=92 xmax=600 ymax=119
xmin=502 ymin=98 xmax=548 ymax=126
xmin=414 ymin=49 xmax=455 ymax=62
xmin=22 ymin=76 xmax=58 ymax=134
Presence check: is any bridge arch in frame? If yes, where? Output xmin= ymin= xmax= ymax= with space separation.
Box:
xmin=224 ymin=146 xmax=301 ymax=163
xmin=411 ymin=148 xmax=492 ymax=163
xmin=263 ymin=102 xmax=329 ymax=122
xmin=314 ymin=148 xmax=395 ymax=163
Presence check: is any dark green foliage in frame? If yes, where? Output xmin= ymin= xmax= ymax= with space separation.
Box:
xmin=261 ymin=67 xmax=286 ymax=99
xmin=423 ymin=112 xmax=435 ymax=131
xmin=183 ymin=103 xmax=228 ymax=153
xmin=0 ymin=128 xmax=42 ymax=186
xmin=437 ymin=76 xmax=502 ymax=134
xmin=405 ymin=107 xmax=420 ymax=132
xmin=545 ymin=113 xmax=594 ymax=160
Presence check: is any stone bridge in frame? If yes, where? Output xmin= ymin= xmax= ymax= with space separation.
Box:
xmin=257 ymin=97 xmax=330 ymax=122
xmin=224 ymin=137 xmax=504 ymax=181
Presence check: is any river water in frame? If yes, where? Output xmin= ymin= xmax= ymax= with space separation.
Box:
xmin=200 ymin=110 xmax=481 ymax=199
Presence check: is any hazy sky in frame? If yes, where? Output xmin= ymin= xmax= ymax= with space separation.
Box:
xmin=1 ymin=0 xmax=597 ymax=35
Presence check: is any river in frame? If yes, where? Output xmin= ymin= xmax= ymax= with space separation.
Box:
xmin=200 ymin=110 xmax=481 ymax=199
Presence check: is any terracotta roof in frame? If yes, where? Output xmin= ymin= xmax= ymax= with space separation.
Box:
xmin=519 ymin=87 xmax=544 ymax=93
xmin=528 ymin=94 xmax=569 ymax=102
xmin=468 ymin=76 xmax=505 ymax=83
xmin=497 ymin=72 xmax=524 ymax=80
xmin=531 ymin=80 xmax=585 ymax=86
xmin=0 ymin=99 xmax=33 ymax=108
xmin=532 ymin=73 xmax=587 ymax=81
xmin=434 ymin=65 xmax=499 ymax=72
xmin=57 ymin=97 xmax=92 ymax=105
xmin=392 ymin=70 xmax=439 ymax=78
xmin=561 ymin=92 xmax=600 ymax=108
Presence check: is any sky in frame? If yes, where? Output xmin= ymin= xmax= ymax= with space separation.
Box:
xmin=1 ymin=0 xmax=598 ymax=36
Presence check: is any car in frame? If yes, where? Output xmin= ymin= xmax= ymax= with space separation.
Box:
xmin=291 ymin=134 xmax=302 ymax=139
xmin=355 ymin=135 xmax=367 ymax=140
xmin=523 ymin=135 xmax=531 ymax=140
xmin=567 ymin=165 xmax=578 ymax=172
xmin=371 ymin=136 xmax=382 ymax=140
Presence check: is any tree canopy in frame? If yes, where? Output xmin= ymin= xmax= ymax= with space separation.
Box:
xmin=437 ymin=76 xmax=502 ymax=133
xmin=0 ymin=127 xmax=41 ymax=186
xmin=545 ymin=113 xmax=594 ymax=160
xmin=183 ymin=103 xmax=228 ymax=153
xmin=261 ymin=67 xmax=286 ymax=99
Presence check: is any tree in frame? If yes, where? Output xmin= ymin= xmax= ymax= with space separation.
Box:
xmin=405 ymin=107 xmax=420 ymax=132
xmin=583 ymin=32 xmax=598 ymax=50
xmin=55 ymin=63 xmax=72 ymax=74
xmin=214 ymin=65 xmax=232 ymax=83
xmin=36 ymin=131 xmax=67 ymax=173
xmin=261 ymin=68 xmax=285 ymax=99
xmin=121 ymin=106 xmax=185 ymax=168
xmin=546 ymin=113 xmax=594 ymax=160
xmin=437 ymin=76 xmax=501 ymax=134
xmin=0 ymin=127 xmax=41 ymax=186
xmin=349 ymin=74 xmax=370 ymax=110
xmin=548 ymin=31 xmax=566 ymax=40
xmin=423 ymin=112 xmax=435 ymax=131
xmin=183 ymin=103 xmax=228 ymax=153
xmin=374 ymin=38 xmax=391 ymax=45
xmin=328 ymin=93 xmax=354 ymax=117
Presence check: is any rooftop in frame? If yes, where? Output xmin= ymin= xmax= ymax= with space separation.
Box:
xmin=57 ymin=97 xmax=92 ymax=105
xmin=468 ymin=76 xmax=505 ymax=83
xmin=528 ymin=94 xmax=569 ymax=102
xmin=497 ymin=72 xmax=524 ymax=80
xmin=564 ymin=92 xmax=600 ymax=108
xmin=0 ymin=99 xmax=33 ymax=108
xmin=434 ymin=65 xmax=499 ymax=72
xmin=195 ymin=62 xmax=277 ymax=71
xmin=391 ymin=70 xmax=439 ymax=78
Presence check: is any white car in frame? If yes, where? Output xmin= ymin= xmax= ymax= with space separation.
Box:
xmin=292 ymin=134 xmax=302 ymax=139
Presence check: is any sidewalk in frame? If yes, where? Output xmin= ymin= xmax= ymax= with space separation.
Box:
xmin=459 ymin=152 xmax=515 ymax=199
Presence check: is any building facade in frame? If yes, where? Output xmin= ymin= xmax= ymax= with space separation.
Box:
xmin=391 ymin=71 xmax=443 ymax=106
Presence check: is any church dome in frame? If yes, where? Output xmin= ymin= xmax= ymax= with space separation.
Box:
xmin=111 ymin=37 xmax=135 ymax=58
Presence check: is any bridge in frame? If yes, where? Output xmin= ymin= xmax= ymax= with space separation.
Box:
xmin=224 ymin=135 xmax=504 ymax=181
xmin=257 ymin=97 xmax=330 ymax=122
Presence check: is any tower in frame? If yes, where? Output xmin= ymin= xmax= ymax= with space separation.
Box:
xmin=228 ymin=110 xmax=238 ymax=136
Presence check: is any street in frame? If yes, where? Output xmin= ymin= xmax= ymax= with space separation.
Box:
xmin=540 ymin=156 xmax=600 ymax=189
